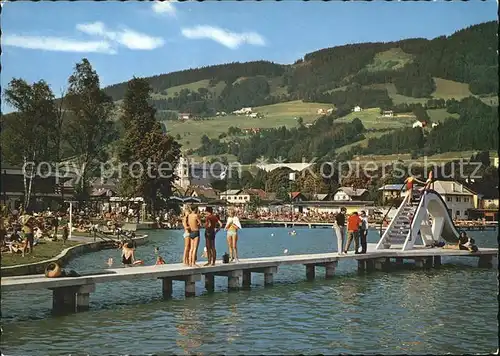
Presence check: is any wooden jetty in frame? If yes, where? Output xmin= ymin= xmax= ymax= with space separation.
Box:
xmin=1 ymin=243 xmax=496 ymax=315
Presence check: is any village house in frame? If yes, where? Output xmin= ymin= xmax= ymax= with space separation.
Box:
xmin=432 ymin=180 xmax=477 ymax=219
xmin=431 ymin=122 xmax=439 ymax=128
xmin=178 ymin=113 xmax=192 ymax=120
xmin=412 ymin=120 xmax=427 ymax=128
xmin=378 ymin=184 xmax=406 ymax=204
xmin=312 ymin=193 xmax=330 ymax=201
xmin=353 ymin=106 xmax=362 ymax=112
xmin=317 ymin=108 xmax=326 ymax=115
xmin=333 ymin=187 xmax=369 ymax=201
xmin=188 ymin=187 xmax=220 ymax=202
xmin=289 ymin=192 xmax=307 ymax=203
xmin=232 ymin=107 xmax=253 ymax=115
xmin=382 ymin=110 xmax=394 ymax=117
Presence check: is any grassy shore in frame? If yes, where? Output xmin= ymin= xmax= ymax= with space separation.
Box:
xmin=1 ymin=240 xmax=81 ymax=267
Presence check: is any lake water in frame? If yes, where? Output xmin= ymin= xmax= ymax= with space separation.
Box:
xmin=1 ymin=228 xmax=498 ymax=355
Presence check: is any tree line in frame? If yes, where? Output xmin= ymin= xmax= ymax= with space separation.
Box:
xmin=1 ymin=59 xmax=180 ymax=212
xmin=341 ymin=97 xmax=498 ymax=159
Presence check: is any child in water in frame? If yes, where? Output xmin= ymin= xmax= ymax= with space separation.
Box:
xmin=155 ymin=256 xmax=166 ymax=265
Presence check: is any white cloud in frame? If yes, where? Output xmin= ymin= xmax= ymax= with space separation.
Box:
xmin=76 ymin=21 xmax=165 ymax=50
xmin=181 ymin=26 xmax=266 ymax=49
xmin=2 ymin=34 xmax=115 ymax=54
xmin=152 ymin=1 xmax=176 ymax=17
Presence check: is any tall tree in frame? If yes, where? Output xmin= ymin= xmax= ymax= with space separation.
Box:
xmin=2 ymin=78 xmax=58 ymax=209
xmin=118 ymin=77 xmax=181 ymax=214
xmin=65 ymin=58 xmax=117 ymax=200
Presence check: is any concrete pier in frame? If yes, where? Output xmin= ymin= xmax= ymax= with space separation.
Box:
xmin=305 ymin=264 xmax=315 ymax=280
xmin=2 ymin=244 xmax=496 ymax=315
xmin=242 ymin=271 xmax=251 ymax=289
xmin=205 ymin=273 xmax=215 ymax=293
xmin=160 ymin=277 xmax=172 ymax=299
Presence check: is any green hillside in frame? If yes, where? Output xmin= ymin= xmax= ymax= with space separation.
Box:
xmin=2 ymin=21 xmax=498 ymax=167
xmin=101 ymin=21 xmax=497 ymax=117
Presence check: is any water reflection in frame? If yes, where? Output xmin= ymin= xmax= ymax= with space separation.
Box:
xmin=175 ymin=307 xmax=204 ymax=354
xmin=1 ymin=228 xmax=498 ymax=355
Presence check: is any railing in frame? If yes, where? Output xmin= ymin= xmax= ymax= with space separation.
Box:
xmin=378 ymin=184 xmax=407 ymax=239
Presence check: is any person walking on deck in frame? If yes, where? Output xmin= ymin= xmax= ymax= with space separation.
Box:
xmin=334 ymin=207 xmax=347 ymax=254
xmin=344 ymin=212 xmax=362 ymax=254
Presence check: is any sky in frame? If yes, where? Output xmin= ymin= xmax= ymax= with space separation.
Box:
xmin=1 ymin=0 xmax=497 ymax=112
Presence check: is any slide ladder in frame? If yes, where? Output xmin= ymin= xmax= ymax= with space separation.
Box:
xmin=376 ymin=189 xmax=461 ymax=251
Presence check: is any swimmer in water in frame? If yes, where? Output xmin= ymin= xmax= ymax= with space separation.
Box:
xmin=107 ymin=258 xmax=113 ymax=267
xmin=155 ymin=256 xmax=166 ymax=265
xmin=154 ymin=247 xmax=159 ymax=254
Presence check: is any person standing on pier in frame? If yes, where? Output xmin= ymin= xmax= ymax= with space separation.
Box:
xmin=225 ymin=209 xmax=241 ymax=262
xmin=358 ymin=210 xmax=368 ymax=254
xmin=204 ymin=206 xmax=222 ymax=266
xmin=187 ymin=206 xmax=202 ymax=267
xmin=404 ymin=175 xmax=425 ymax=203
xmin=182 ymin=208 xmax=191 ymax=265
xmin=334 ymin=207 xmax=347 ymax=254
xmin=344 ymin=211 xmax=362 ymax=254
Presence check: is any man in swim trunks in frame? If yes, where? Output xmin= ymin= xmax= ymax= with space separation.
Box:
xmin=204 ymin=206 xmax=222 ymax=266
xmin=187 ymin=206 xmax=201 ymax=267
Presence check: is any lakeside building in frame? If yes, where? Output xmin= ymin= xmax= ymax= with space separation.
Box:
xmin=333 ymin=187 xmax=369 ymax=201
xmin=378 ymin=184 xmax=406 ymax=204
xmin=0 ymin=166 xmax=75 ymax=211
xmin=432 ymin=180 xmax=477 ymax=218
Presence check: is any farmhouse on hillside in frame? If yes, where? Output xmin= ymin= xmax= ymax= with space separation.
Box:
xmin=353 ymin=106 xmax=362 ymax=112
xmin=382 ymin=110 xmax=394 ymax=117
xmin=412 ymin=120 xmax=427 ymax=128
xmin=178 ymin=113 xmax=192 ymax=120
xmin=232 ymin=107 xmax=253 ymax=115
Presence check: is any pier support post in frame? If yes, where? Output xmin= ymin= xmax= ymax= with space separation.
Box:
xmin=242 ymin=271 xmax=251 ymax=289
xmin=325 ymin=261 xmax=337 ymax=278
xmin=52 ymin=284 xmax=95 ymax=314
xmin=414 ymin=258 xmax=424 ymax=268
xmin=75 ymin=284 xmax=95 ymax=312
xmin=478 ymin=255 xmax=493 ymax=268
xmin=205 ymin=273 xmax=215 ymax=293
xmin=424 ymin=257 xmax=433 ymax=269
xmin=52 ymin=287 xmax=76 ymax=314
xmin=365 ymin=259 xmax=375 ymax=272
xmin=433 ymin=256 xmax=442 ymax=267
xmin=264 ymin=267 xmax=277 ymax=286
xmin=357 ymin=260 xmax=366 ymax=272
xmin=160 ymin=278 xmax=173 ymax=299
xmin=305 ymin=264 xmax=315 ymax=280
xmin=374 ymin=258 xmax=387 ymax=271
xmin=228 ymin=270 xmax=242 ymax=291
xmin=184 ymin=275 xmax=201 ymax=297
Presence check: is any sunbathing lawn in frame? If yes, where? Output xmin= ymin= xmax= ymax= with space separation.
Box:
xmin=1 ymin=240 xmax=81 ymax=267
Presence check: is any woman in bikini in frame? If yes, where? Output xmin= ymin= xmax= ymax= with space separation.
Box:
xmin=181 ymin=207 xmax=191 ymax=265
xmin=225 ymin=209 xmax=242 ymax=262
xmin=121 ymin=242 xmax=143 ymax=266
